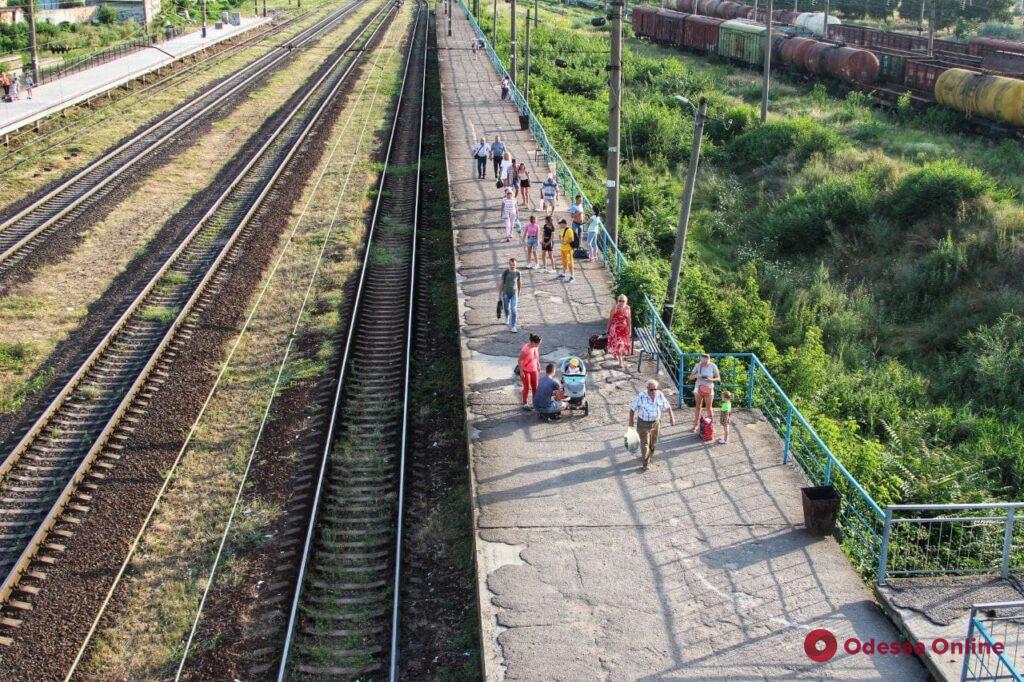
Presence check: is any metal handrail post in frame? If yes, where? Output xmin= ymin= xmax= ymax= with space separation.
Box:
xmin=824 ymin=453 xmax=833 ymax=485
xmin=676 ymin=358 xmax=684 ymax=408
xmin=783 ymin=404 xmax=793 ymax=464
xmin=877 ymin=507 xmax=893 ymax=585
xmin=960 ymin=608 xmax=978 ymax=682
xmin=746 ymin=357 xmax=756 ymax=407
xmin=1002 ymin=507 xmax=1016 ymax=579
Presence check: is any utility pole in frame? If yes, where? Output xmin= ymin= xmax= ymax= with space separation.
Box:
xmin=760 ymin=0 xmax=773 ymax=122
xmin=448 ymin=0 xmax=453 ymax=36
xmin=263 ymin=0 xmax=267 ymax=17
xmin=662 ymin=97 xmax=707 ymax=328
xmin=822 ymin=0 xmax=829 ymax=39
xmin=510 ymin=0 xmax=517 ymax=84
xmin=493 ymin=0 xmax=498 ymax=45
xmin=26 ymin=0 xmax=40 ymax=84
xmin=927 ymin=0 xmax=935 ymax=56
xmin=606 ymin=0 xmax=623 ymax=245
xmin=202 ymin=0 xmax=208 ymax=37
xmin=534 ymin=0 xmax=538 ymax=27
xmin=525 ymin=9 xmax=531 ymax=102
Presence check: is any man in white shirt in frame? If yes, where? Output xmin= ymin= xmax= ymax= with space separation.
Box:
xmin=473 ymin=137 xmax=490 ymax=179
xmin=628 ymin=379 xmax=675 ymax=470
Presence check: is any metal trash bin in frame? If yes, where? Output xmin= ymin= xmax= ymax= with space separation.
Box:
xmin=518 ymin=114 xmax=529 ymax=130
xmin=801 ymin=485 xmax=840 ymax=536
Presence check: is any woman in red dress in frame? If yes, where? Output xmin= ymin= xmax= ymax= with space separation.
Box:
xmin=607 ymin=295 xmax=632 ymax=369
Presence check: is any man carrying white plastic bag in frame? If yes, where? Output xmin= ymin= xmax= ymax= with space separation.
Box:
xmin=627 ymin=379 xmax=675 ymax=471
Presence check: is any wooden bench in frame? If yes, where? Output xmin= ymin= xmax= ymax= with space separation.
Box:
xmin=635 ymin=326 xmax=660 ymax=373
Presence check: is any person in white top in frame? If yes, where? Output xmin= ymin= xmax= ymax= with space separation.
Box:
xmin=473 ymin=137 xmax=490 ymax=179
xmin=499 ymin=189 xmax=518 ymax=242
xmin=499 ymin=151 xmax=513 ymax=187
xmin=688 ymin=353 xmax=720 ymax=433
xmin=628 ymin=379 xmax=675 ymax=470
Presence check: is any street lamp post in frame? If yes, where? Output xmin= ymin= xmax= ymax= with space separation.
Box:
xmin=662 ymin=95 xmax=707 ymax=328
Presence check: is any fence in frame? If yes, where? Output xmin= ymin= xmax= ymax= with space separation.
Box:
xmin=36 ymin=27 xmax=187 ymax=85
xmin=459 ymin=0 xmax=1023 ymax=584
xmin=877 ymin=503 xmax=1024 ymax=585
xmin=962 ymin=601 xmax=1024 ymax=682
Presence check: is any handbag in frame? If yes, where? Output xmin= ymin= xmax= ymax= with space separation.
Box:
xmin=697 ymin=385 xmax=713 ymax=396
xmin=496 ymin=179 xmax=504 ymax=189
xmin=496 ymin=298 xmax=504 ymax=319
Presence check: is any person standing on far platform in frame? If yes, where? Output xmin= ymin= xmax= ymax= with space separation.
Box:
xmin=490 ymin=136 xmax=505 ymax=180
xmin=24 ymin=74 xmax=33 ymax=100
xmin=628 ymin=379 xmax=675 ymax=470
xmin=473 ymin=137 xmax=490 ymax=179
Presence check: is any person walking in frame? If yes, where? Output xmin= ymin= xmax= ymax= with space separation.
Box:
xmin=12 ymin=73 xmax=20 ymax=101
xmin=569 ymin=194 xmax=585 ymax=244
xmin=23 ymin=74 xmax=33 ymax=100
xmin=557 ymin=218 xmax=575 ymax=283
xmin=500 ymin=189 xmax=518 ymax=243
xmin=500 ymin=75 xmax=510 ymax=101
xmin=628 ymin=379 xmax=676 ymax=470
xmin=1 ymin=73 xmax=10 ymax=102
xmin=717 ymin=390 xmax=733 ymax=444
xmin=541 ymin=174 xmax=558 ymax=216
xmin=500 ymin=151 xmax=513 ymax=188
xmin=509 ymin=158 xmax=520 ymax=196
xmin=518 ymin=334 xmax=541 ymax=409
xmin=607 ymin=294 xmax=632 ymax=369
xmin=540 ymin=215 xmax=556 ymax=271
xmin=585 ymin=208 xmax=603 ymax=262
xmin=522 ymin=214 xmax=539 ymax=268
xmin=688 ymin=353 xmax=721 ymax=433
xmin=518 ymin=163 xmax=532 ymax=207
xmin=490 ymin=136 xmax=506 ymax=180
xmin=473 ymin=137 xmax=490 ymax=179
xmin=498 ymin=257 xmax=521 ymax=333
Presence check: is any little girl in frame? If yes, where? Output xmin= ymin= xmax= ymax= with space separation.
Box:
xmin=500 ymin=189 xmax=518 ymax=242
xmin=717 ymin=390 xmax=732 ymax=444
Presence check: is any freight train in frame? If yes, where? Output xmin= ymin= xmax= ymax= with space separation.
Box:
xmin=631 ymin=3 xmax=1024 ymax=129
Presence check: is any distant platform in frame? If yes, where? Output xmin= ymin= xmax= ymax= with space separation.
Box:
xmin=0 ymin=16 xmax=271 ymax=137
xmin=438 ymin=5 xmax=926 ymax=679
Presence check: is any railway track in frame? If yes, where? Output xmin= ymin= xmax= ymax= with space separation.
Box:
xmin=0 ymin=0 xmax=367 ymax=278
xmin=0 ymin=0 xmax=398 ymax=650
xmin=277 ymin=3 xmax=427 ymax=678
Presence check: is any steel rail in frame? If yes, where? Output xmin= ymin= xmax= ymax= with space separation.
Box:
xmin=60 ymin=10 xmax=403 ymax=675
xmin=0 ymin=0 xmax=396 ymax=612
xmin=275 ymin=4 xmax=426 ymax=677
xmin=0 ymin=0 xmax=367 ymax=273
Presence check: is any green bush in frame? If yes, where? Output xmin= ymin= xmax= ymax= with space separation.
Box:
xmin=719 ymin=117 xmax=846 ymax=168
xmin=705 ymin=104 xmax=757 ymax=144
xmin=884 ymin=159 xmax=999 ymax=224
xmin=615 ymin=258 xmax=667 ymax=325
xmin=97 ymin=4 xmax=118 ymax=24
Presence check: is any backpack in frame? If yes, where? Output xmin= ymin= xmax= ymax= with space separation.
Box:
xmin=574 ymin=247 xmax=589 ymax=259
xmin=700 ymin=416 xmax=714 ymax=442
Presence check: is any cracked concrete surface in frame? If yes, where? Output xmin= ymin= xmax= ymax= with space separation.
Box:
xmin=437 ymin=6 xmax=925 ymax=679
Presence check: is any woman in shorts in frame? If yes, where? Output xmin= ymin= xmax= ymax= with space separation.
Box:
xmin=540 ymin=215 xmax=556 ymax=271
xmin=522 ymin=215 xmax=540 ymax=268
xmin=518 ymin=163 xmax=531 ymax=208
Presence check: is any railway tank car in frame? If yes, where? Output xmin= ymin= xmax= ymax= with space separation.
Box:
xmin=936 ymin=68 xmax=1024 ymax=127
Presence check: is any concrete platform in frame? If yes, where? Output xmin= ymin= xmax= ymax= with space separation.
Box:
xmin=437 ymin=5 xmax=927 ymax=680
xmin=877 ymin=577 xmax=1024 ymax=680
xmin=0 ymin=16 xmax=271 ymax=137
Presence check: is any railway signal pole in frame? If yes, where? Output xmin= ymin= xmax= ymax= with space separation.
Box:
xmin=663 ymin=96 xmax=707 ymax=328
xmin=606 ymin=0 xmax=623 ymax=245
xmin=760 ymin=0 xmax=773 ymax=122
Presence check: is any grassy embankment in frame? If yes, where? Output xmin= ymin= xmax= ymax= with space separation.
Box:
xmin=479 ymin=0 xmax=1024 ymax=510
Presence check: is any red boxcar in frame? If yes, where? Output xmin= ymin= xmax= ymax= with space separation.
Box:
xmin=904 ymin=60 xmax=951 ymax=93
xmin=683 ymin=15 xmax=725 ymax=53
xmin=656 ymin=9 xmax=689 ymax=46
xmin=631 ymin=5 xmax=658 ymax=38
xmin=970 ymin=36 xmax=1024 ymax=56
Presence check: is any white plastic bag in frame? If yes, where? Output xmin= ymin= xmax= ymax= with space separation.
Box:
xmin=624 ymin=427 xmax=640 ymax=454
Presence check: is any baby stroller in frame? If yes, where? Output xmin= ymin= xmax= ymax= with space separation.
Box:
xmin=559 ymin=356 xmax=589 ymax=417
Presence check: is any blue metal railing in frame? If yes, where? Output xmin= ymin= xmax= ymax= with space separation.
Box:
xmin=962 ymin=602 xmax=1024 ymax=682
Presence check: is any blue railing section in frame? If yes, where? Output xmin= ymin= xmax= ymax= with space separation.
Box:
xmin=962 ymin=602 xmax=1024 ymax=682
xmin=457 ymin=0 xmax=886 ymax=572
